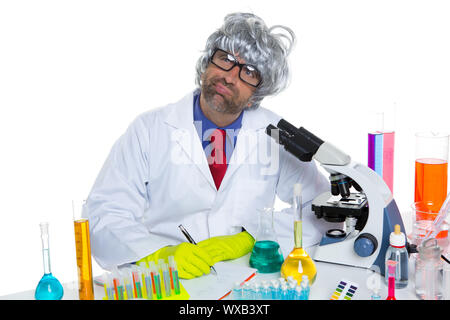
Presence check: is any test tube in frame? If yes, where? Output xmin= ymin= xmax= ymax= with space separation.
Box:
xmin=112 ymin=270 xmax=125 ymax=300
xmin=160 ymin=261 xmax=172 ymax=297
xmin=140 ymin=265 xmax=153 ymax=300
xmin=232 ymin=282 xmax=243 ymax=300
xmin=280 ymin=284 xmax=289 ymax=300
xmin=300 ymin=275 xmax=310 ymax=300
xmin=386 ymin=260 xmax=397 ymax=300
xmin=102 ymin=273 xmax=113 ymax=300
xmin=288 ymin=281 xmax=297 ymax=300
xmin=270 ymin=280 xmax=280 ymax=300
xmin=150 ymin=261 xmax=162 ymax=299
xmin=243 ymin=282 xmax=252 ymax=300
xmin=131 ymin=265 xmax=143 ymax=299
xmin=294 ymin=286 xmax=302 ymax=300
xmin=121 ymin=269 xmax=133 ymax=300
xmin=261 ymin=281 xmax=271 ymax=300
xmin=252 ymin=282 xmax=261 ymax=300
xmin=72 ymin=200 xmax=94 ymax=300
xmin=168 ymin=256 xmax=180 ymax=295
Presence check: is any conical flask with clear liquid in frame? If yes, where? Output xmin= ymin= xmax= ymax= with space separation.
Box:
xmin=249 ymin=207 xmax=284 ymax=273
xmin=281 ymin=184 xmax=317 ymax=284
xmin=35 ymin=222 xmax=64 ymax=300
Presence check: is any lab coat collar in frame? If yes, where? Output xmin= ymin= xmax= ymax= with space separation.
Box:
xmin=164 ymin=89 xmax=273 ymax=191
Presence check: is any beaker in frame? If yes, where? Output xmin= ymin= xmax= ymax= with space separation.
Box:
xmin=73 ymin=200 xmax=94 ymax=300
xmin=414 ymin=132 xmax=449 ymax=213
xmin=35 ymin=222 xmax=64 ymax=300
xmin=280 ymin=184 xmax=317 ymax=284
xmin=249 ymin=208 xmax=284 ymax=273
xmin=415 ymin=238 xmax=444 ymax=300
xmin=444 ymin=259 xmax=450 ymax=300
xmin=411 ymin=201 xmax=449 ymax=243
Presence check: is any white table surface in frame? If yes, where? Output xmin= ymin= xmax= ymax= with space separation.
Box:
xmin=0 ymin=246 xmax=419 ymax=300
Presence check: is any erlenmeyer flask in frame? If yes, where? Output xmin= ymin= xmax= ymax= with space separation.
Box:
xmin=249 ymin=207 xmax=284 ymax=273
xmin=281 ymin=184 xmax=317 ymax=284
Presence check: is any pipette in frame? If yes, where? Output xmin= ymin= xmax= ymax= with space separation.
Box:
xmin=423 ymin=192 xmax=450 ymax=240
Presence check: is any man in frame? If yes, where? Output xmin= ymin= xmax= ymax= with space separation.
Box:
xmin=85 ymin=12 xmax=334 ymax=279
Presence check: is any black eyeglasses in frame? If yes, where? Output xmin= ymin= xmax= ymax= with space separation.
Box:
xmin=210 ymin=49 xmax=262 ymax=87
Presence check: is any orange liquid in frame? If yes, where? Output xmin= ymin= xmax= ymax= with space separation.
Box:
xmin=415 ymin=159 xmax=448 ymax=215
xmin=414 ymin=159 xmax=448 ymax=239
xmin=74 ymin=219 xmax=94 ymax=300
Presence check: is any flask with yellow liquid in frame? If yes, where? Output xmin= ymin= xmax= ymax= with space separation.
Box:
xmin=281 ymin=184 xmax=317 ymax=284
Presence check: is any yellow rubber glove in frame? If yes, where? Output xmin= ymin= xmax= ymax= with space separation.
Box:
xmin=137 ymin=243 xmax=214 ymax=279
xmin=197 ymin=231 xmax=256 ymax=264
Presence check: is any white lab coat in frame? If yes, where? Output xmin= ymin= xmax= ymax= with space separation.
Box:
xmin=86 ymin=90 xmax=336 ymax=269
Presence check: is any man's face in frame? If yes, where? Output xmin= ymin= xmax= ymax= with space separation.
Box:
xmin=201 ymin=52 xmax=257 ymax=115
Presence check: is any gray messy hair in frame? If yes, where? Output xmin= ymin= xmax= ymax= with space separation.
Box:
xmin=195 ymin=12 xmax=296 ymax=109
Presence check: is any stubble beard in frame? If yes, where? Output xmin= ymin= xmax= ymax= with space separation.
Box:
xmin=201 ymin=76 xmax=249 ymax=115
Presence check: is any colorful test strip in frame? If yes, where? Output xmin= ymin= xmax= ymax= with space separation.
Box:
xmin=330 ymin=279 xmax=358 ymax=300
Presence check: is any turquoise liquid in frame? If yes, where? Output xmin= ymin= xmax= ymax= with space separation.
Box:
xmin=35 ymin=273 xmax=64 ymax=300
xmin=249 ymin=240 xmax=284 ymax=273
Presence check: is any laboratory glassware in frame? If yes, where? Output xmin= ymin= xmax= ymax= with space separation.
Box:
xmin=384 ymin=224 xmax=408 ymax=288
xmin=385 ymin=260 xmax=397 ymax=300
xmin=249 ymin=207 xmax=284 ymax=273
xmin=232 ymin=282 xmax=243 ymax=300
xmin=35 ymin=222 xmax=64 ymax=300
xmin=414 ymin=132 xmax=449 ymax=213
xmin=411 ymin=201 xmax=449 ymax=242
xmin=423 ymin=192 xmax=450 ymax=241
xmin=73 ymin=200 xmax=94 ymax=300
xmin=368 ymin=112 xmax=395 ymax=193
xmin=281 ymin=184 xmax=317 ymax=284
xmin=415 ymin=238 xmax=444 ymax=300
xmin=443 ymin=259 xmax=450 ymax=300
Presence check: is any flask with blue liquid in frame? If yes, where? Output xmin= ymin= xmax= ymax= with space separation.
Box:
xmin=35 ymin=222 xmax=64 ymax=300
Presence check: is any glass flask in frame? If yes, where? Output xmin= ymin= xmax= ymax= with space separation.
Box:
xmin=415 ymin=238 xmax=444 ymax=300
xmin=281 ymin=184 xmax=317 ymax=284
xmin=249 ymin=207 xmax=284 ymax=273
xmin=35 ymin=222 xmax=64 ymax=300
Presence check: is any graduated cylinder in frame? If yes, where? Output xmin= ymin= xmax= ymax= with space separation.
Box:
xmin=73 ymin=201 xmax=94 ymax=300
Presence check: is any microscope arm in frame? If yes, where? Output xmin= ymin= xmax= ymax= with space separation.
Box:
xmin=267 ymin=119 xmax=358 ymax=197
xmin=266 ymin=119 xmax=351 ymax=167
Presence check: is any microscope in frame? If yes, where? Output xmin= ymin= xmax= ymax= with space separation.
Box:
xmin=266 ymin=119 xmax=406 ymax=275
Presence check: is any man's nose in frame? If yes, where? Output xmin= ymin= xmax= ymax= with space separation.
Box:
xmin=224 ymin=65 xmax=240 ymax=84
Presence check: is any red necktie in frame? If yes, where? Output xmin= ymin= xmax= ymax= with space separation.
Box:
xmin=208 ymin=129 xmax=227 ymax=190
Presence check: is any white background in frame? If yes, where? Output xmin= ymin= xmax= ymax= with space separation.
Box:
xmin=1 ymin=0 xmax=449 ymax=297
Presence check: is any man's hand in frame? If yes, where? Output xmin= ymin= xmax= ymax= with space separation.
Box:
xmin=137 ymin=242 xmax=214 ymax=279
xmin=197 ymin=231 xmax=255 ymax=264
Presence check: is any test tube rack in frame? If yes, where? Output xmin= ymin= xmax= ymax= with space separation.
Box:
xmin=99 ymin=256 xmax=190 ymax=301
xmin=232 ymin=276 xmax=310 ymax=300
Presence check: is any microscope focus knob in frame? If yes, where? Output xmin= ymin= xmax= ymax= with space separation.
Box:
xmin=354 ymin=233 xmax=378 ymax=257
